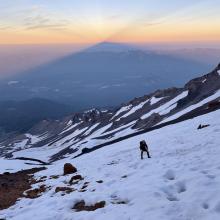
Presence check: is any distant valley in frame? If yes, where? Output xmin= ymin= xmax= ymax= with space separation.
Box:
xmin=0 ymin=42 xmax=212 ymax=108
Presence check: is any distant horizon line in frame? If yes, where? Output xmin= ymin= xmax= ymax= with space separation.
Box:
xmin=1 ymin=41 xmax=220 ymax=50
xmin=1 ymin=40 xmax=220 ymax=45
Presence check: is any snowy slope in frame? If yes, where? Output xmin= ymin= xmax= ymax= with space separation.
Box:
xmin=1 ymin=64 xmax=220 ymax=162
xmin=1 ymin=109 xmax=220 ymax=220
xmin=0 ymin=63 xmax=220 ymax=219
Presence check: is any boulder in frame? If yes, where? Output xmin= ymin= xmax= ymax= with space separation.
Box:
xmin=63 ymin=163 xmax=77 ymax=175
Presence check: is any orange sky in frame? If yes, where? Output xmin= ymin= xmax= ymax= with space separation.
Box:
xmin=1 ymin=23 xmax=219 ymax=45
xmin=0 ymin=0 xmax=220 ymax=45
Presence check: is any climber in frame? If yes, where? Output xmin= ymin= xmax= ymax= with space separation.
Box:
xmin=139 ymin=140 xmax=151 ymax=159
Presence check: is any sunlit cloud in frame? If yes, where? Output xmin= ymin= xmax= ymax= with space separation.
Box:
xmin=23 ymin=15 xmax=69 ymax=31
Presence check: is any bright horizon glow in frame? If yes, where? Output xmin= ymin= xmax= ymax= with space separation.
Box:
xmin=0 ymin=0 xmax=220 ymax=45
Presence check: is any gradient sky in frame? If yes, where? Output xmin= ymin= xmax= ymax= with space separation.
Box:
xmin=0 ymin=0 xmax=220 ymax=44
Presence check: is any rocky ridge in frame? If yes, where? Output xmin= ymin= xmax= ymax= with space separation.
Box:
xmin=0 ymin=64 xmax=220 ymax=162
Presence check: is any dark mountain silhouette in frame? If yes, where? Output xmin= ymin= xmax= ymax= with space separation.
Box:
xmin=0 ymin=42 xmax=211 ymax=109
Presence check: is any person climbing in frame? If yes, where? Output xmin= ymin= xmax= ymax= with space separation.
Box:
xmin=139 ymin=140 xmax=151 ymax=159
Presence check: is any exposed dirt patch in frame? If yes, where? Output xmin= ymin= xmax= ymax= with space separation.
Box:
xmin=0 ymin=167 xmax=46 ymax=210
xmin=55 ymin=186 xmax=75 ymax=194
xmin=25 ymin=184 xmax=48 ymax=199
xmin=73 ymin=200 xmax=106 ymax=211
xmin=96 ymin=180 xmax=103 ymax=183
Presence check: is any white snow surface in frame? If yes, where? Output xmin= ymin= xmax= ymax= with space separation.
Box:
xmin=150 ymin=96 xmax=164 ymax=105
xmin=5 ymin=133 xmax=46 ymax=153
xmin=217 ymin=70 xmax=220 ymax=76
xmin=117 ymin=99 xmax=149 ymax=120
xmin=12 ymin=127 xmax=89 ymax=161
xmin=83 ymin=123 xmax=100 ymax=136
xmin=61 ymin=122 xmax=82 ymax=134
xmin=102 ymin=121 xmax=136 ymax=136
xmin=112 ymin=105 xmax=132 ymax=119
xmin=1 ymin=109 xmax=220 ymax=219
xmin=0 ymin=158 xmax=41 ymax=173
xmin=141 ymin=91 xmax=188 ymax=119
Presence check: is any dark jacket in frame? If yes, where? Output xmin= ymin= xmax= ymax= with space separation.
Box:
xmin=140 ymin=140 xmax=148 ymax=151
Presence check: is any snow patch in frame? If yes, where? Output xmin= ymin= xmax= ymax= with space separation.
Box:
xmin=0 ymin=158 xmax=41 ymax=173
xmin=141 ymin=91 xmax=188 ymax=119
xmin=84 ymin=108 xmax=99 ymax=114
xmin=83 ymin=123 xmax=100 ymax=136
xmin=112 ymin=105 xmax=132 ymax=119
xmin=117 ymin=99 xmax=149 ymax=120
xmin=61 ymin=122 xmax=82 ymax=134
xmin=150 ymin=96 xmax=164 ymax=105
xmin=67 ymin=120 xmax=72 ymax=126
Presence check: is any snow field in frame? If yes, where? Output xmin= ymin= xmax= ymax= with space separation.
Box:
xmin=1 ymin=109 xmax=220 ymax=219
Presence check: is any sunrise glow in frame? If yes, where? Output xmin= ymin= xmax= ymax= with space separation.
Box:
xmin=1 ymin=0 xmax=220 ymax=45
